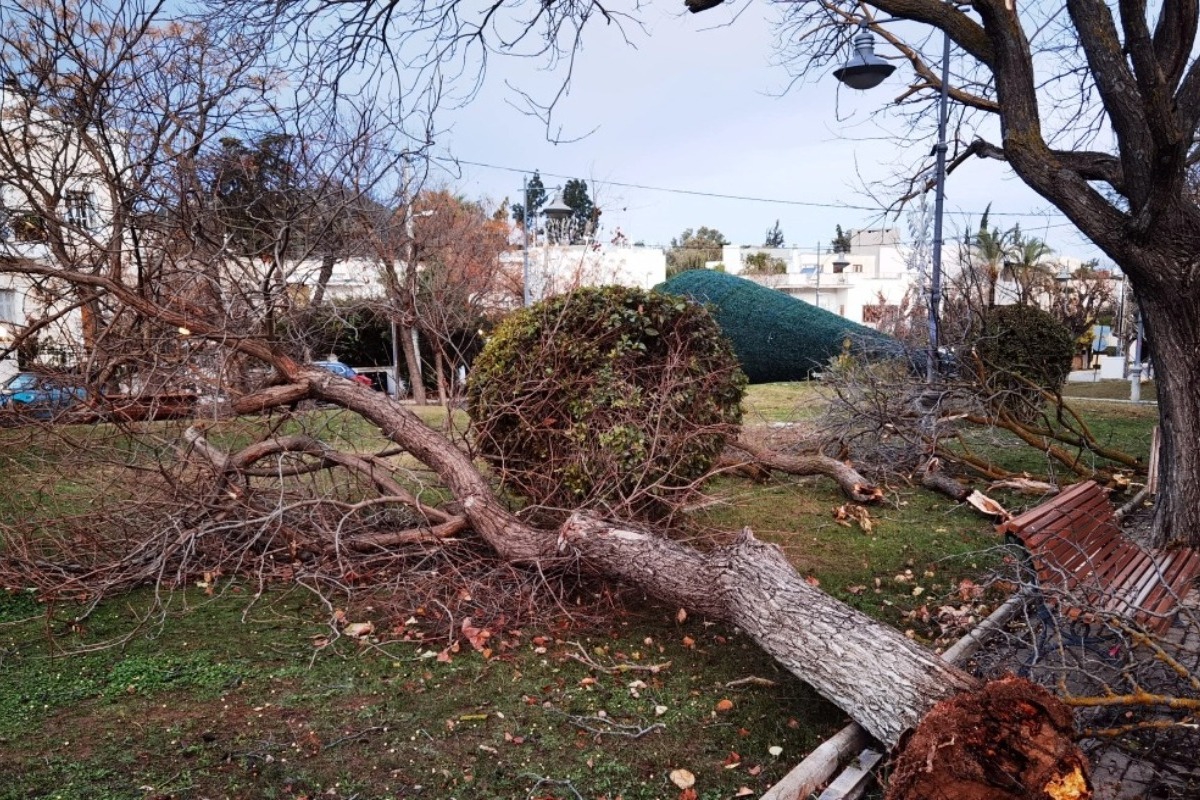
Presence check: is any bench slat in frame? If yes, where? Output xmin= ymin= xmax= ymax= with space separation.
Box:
xmin=997 ymin=480 xmax=1200 ymax=636
xmin=1035 ymin=524 xmax=1122 ymax=588
xmin=1021 ymin=494 xmax=1114 ymax=549
xmin=999 ymin=481 xmax=1100 ymax=537
xmin=1140 ymin=549 xmax=1200 ymax=629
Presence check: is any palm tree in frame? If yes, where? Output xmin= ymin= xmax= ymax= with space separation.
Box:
xmin=1004 ymin=226 xmax=1055 ymax=306
xmin=968 ymin=207 xmax=1016 ymax=308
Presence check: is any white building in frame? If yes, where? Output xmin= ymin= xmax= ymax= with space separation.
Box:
xmin=716 ymin=228 xmax=915 ymax=327
xmin=503 ymin=243 xmax=667 ymax=305
xmin=0 ymin=86 xmax=113 ymax=383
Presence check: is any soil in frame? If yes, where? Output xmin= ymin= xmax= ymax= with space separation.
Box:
xmin=886 ymin=676 xmax=1090 ymax=800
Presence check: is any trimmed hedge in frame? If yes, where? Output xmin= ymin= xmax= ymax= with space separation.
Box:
xmin=971 ymin=304 xmax=1075 ymax=401
xmin=467 ymin=286 xmax=746 ymax=522
xmin=656 ymin=270 xmax=901 ymax=383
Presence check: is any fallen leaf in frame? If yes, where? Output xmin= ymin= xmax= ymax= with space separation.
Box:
xmin=748 ymin=764 xmax=762 ymax=776
xmin=343 ymin=621 xmax=374 ymax=639
xmin=461 ymin=617 xmax=491 ymax=651
xmin=715 ymin=698 xmax=734 ymax=712
xmin=768 ymin=745 xmax=783 ymax=757
xmin=676 ymin=608 xmax=687 ymax=624
xmin=654 ymin=705 xmax=668 ymax=717
xmin=682 ymin=636 xmax=695 ymax=649
xmin=669 ymin=768 xmax=695 ymax=790
xmin=957 ymin=578 xmax=984 ymax=600
xmin=735 ymin=788 xmax=754 ymax=797
xmin=436 ymin=648 xmax=452 ymax=663
xmin=804 ymin=575 xmax=820 ymax=587
xmin=846 ymin=584 xmax=866 ymax=595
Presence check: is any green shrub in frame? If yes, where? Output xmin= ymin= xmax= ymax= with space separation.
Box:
xmin=468 ymin=286 xmax=746 ymax=522
xmin=970 ymin=304 xmax=1074 ymax=414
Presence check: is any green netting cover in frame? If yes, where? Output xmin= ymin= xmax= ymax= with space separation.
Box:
xmin=656 ymin=270 xmax=901 ymax=383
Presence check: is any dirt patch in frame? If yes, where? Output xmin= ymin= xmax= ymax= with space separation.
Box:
xmin=887 ymin=675 xmax=1091 ymax=800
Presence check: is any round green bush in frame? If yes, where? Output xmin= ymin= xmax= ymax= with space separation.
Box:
xmin=468 ymin=286 xmax=746 ymax=522
xmin=970 ymin=304 xmax=1075 ymax=409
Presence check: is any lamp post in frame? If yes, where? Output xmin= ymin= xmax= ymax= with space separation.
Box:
xmin=836 ymin=21 xmax=950 ymax=382
xmin=1130 ymin=306 xmax=1145 ymax=403
xmin=522 ymin=177 xmax=532 ymax=307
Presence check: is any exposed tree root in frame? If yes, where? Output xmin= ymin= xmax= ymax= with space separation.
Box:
xmin=887 ymin=676 xmax=1092 ymax=800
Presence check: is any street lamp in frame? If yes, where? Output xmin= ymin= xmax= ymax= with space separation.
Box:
xmin=833 ymin=24 xmax=897 ymax=90
xmin=836 ymin=21 xmax=950 ymax=382
xmin=542 ymin=190 xmax=574 ymax=246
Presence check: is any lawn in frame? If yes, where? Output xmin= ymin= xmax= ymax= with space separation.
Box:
xmin=0 ymin=384 xmax=1159 ymax=799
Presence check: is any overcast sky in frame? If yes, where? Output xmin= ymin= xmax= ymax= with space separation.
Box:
xmin=423 ymin=4 xmax=1107 ymax=264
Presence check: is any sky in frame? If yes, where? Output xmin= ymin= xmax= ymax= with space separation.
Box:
xmin=423 ymin=4 xmax=1108 ymax=264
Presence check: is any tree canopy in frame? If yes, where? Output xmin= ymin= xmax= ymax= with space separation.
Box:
xmin=666 ymin=226 xmax=729 ymax=276
xmin=764 ymin=219 xmax=785 ymax=248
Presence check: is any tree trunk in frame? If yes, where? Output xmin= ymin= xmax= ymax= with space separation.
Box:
xmin=310 ymin=253 xmax=336 ymax=306
xmin=558 ymin=514 xmax=975 ymax=745
xmin=434 ymin=349 xmax=448 ymax=406
xmin=301 ymin=375 xmax=1091 ymax=797
xmin=400 ymin=323 xmax=426 ymax=405
xmin=1142 ymin=290 xmax=1200 ymax=547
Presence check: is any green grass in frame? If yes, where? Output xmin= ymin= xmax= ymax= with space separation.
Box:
xmin=740 ymin=381 xmax=828 ymax=423
xmin=0 ymin=588 xmax=845 ymax=800
xmin=691 ymin=478 xmax=1002 ymax=633
xmin=0 ymin=384 xmax=1162 ymax=798
xmin=1061 ymin=378 xmax=1157 ymax=402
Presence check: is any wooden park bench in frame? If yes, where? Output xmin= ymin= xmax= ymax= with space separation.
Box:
xmin=996 ymin=480 xmax=1200 ymax=637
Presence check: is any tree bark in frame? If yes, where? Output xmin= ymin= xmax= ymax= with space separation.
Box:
xmin=401 ymin=323 xmax=426 ymax=405
xmin=1142 ymin=289 xmax=1200 ymax=547
xmin=558 ymin=515 xmax=975 ymax=745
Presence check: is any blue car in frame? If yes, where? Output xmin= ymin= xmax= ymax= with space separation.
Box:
xmin=0 ymin=372 xmax=87 ymax=420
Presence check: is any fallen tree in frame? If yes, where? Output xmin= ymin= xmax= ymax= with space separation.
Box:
xmin=276 ymin=367 xmax=1091 ymax=799
xmin=0 ymin=245 xmax=1094 ymax=795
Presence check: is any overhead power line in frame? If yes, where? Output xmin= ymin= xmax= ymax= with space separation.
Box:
xmin=444 ymin=156 xmax=1082 ymax=224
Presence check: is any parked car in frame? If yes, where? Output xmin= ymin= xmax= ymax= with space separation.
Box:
xmin=313 ymin=360 xmax=374 ymax=388
xmin=0 ymin=372 xmax=87 ymax=420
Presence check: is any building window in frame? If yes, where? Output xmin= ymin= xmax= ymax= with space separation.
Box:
xmin=64 ymin=190 xmax=94 ymax=228
xmin=0 ymin=289 xmax=18 ymax=324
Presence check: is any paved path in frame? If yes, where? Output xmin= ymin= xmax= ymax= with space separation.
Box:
xmin=968 ymin=588 xmax=1200 ymax=799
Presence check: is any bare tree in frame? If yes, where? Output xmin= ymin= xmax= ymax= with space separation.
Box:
xmin=758 ymin=0 xmax=1200 ymax=547
xmin=405 ymin=189 xmax=513 ymax=403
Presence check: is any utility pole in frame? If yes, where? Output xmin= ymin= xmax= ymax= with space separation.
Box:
xmin=815 ymin=241 xmax=822 ymax=310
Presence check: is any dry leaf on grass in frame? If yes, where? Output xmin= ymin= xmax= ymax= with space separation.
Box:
xmin=833 ymin=504 xmax=874 ymax=532
xmin=669 ymin=768 xmax=695 ymax=789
